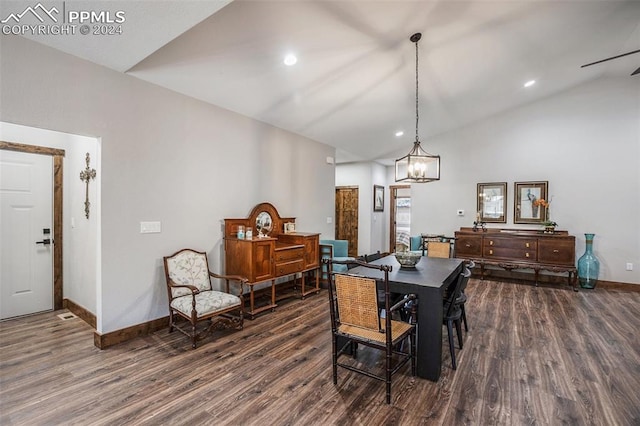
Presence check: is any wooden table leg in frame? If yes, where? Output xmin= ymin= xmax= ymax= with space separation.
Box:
xmin=271 ymin=279 xmax=276 ymax=312
xmin=300 ymin=268 xmax=321 ymax=299
xmin=248 ymin=284 xmax=256 ymax=319
xmin=414 ymin=286 xmax=444 ymax=381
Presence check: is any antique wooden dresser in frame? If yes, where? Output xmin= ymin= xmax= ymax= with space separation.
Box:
xmin=454 ymin=227 xmax=577 ymax=290
xmin=224 ymin=202 xmax=320 ymax=318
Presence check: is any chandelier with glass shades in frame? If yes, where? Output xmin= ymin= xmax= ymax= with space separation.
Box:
xmin=395 ymin=33 xmax=440 ymax=183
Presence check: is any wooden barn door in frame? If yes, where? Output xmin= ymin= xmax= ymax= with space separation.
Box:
xmin=335 ymin=186 xmax=358 ymax=257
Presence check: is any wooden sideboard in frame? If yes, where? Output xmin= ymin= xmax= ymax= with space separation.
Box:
xmin=224 ymin=202 xmax=320 ymax=318
xmin=454 ymin=227 xmax=577 ymax=290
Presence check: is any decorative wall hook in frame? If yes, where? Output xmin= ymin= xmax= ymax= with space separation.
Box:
xmin=79 ymin=152 xmax=96 ymax=219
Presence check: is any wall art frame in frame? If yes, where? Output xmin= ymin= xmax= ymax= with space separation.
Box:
xmin=514 ymin=181 xmax=548 ymax=224
xmin=373 ymin=185 xmax=384 ymax=212
xmin=477 ymin=182 xmax=507 ymax=223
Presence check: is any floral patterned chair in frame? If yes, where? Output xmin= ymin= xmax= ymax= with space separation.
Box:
xmin=163 ymin=248 xmax=246 ymax=348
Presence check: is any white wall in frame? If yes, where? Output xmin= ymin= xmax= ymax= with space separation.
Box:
xmin=410 ymin=77 xmax=639 ymax=284
xmin=0 ymin=122 xmax=100 ymax=313
xmin=371 ymin=163 xmax=388 ymax=253
xmin=336 ymin=161 xmax=389 ymax=255
xmin=0 ymin=36 xmax=336 ymax=333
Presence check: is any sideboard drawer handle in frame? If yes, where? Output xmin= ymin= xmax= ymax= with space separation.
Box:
xmin=526 ymin=243 xmax=530 ymax=248
xmin=489 ymin=240 xmax=494 ymax=246
xmin=465 ymin=244 xmax=471 ymax=248
xmin=553 ymin=249 xmax=559 ymax=253
xmin=525 ymin=252 xmax=530 ymax=258
xmin=489 ymin=249 xmax=493 ymax=255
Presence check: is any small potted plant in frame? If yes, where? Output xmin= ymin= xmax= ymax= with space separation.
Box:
xmin=533 ymin=198 xmax=557 ymax=233
xmin=542 ymin=220 xmax=558 ymax=233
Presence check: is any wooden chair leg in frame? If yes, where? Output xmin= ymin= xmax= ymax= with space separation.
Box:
xmin=191 ymin=322 xmax=197 ymax=349
xmin=386 ymin=345 xmax=392 ymax=404
xmin=410 ymin=333 xmax=416 ymax=376
xmin=447 ymin=320 xmax=457 ymax=370
xmin=332 ymin=337 xmax=338 ymax=385
xmin=461 ymin=304 xmax=468 ymax=332
xmin=455 ymin=319 xmax=464 ymax=350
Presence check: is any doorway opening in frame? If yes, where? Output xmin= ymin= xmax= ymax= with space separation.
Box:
xmin=0 ymin=141 xmax=64 ymax=318
xmin=390 ymin=185 xmax=411 ymax=253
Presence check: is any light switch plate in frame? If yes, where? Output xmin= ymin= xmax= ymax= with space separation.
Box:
xmin=140 ymin=221 xmax=161 ymax=233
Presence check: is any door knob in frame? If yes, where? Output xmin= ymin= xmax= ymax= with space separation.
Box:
xmin=36 ymin=238 xmax=52 ymax=245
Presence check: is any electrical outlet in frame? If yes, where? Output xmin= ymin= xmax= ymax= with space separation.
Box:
xmin=626 ymin=263 xmax=633 ymax=271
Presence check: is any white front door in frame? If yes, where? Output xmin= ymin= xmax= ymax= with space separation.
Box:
xmin=0 ymin=150 xmax=54 ymax=319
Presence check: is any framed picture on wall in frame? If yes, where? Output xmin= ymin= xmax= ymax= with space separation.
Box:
xmin=514 ymin=181 xmax=548 ymax=224
xmin=373 ymin=185 xmax=384 ymax=212
xmin=477 ymin=182 xmax=507 ymax=223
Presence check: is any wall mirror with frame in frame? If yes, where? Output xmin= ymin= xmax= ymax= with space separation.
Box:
xmin=256 ymin=211 xmax=273 ymax=237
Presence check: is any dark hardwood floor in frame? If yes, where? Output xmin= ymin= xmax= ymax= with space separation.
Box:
xmin=1 ymin=279 xmax=639 ymax=425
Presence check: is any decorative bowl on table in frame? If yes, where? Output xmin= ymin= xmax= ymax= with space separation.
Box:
xmin=394 ymin=251 xmax=421 ymax=269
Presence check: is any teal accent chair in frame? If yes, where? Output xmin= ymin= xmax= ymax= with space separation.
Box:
xmin=320 ymin=239 xmax=354 ymax=283
xmin=410 ymin=236 xmax=422 ymax=251
xmin=409 ymin=235 xmax=426 ymax=255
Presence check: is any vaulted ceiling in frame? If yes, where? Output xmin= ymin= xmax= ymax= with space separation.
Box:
xmin=12 ymin=0 xmax=640 ymax=164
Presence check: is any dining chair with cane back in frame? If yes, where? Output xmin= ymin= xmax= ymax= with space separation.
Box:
xmin=324 ymin=258 xmax=416 ymax=404
xmin=364 ymin=251 xmax=383 ymax=262
xmin=456 ymin=260 xmax=475 ymax=333
xmin=364 ymin=251 xmax=405 ymax=312
xmin=427 ymin=241 xmax=452 ymax=258
xmin=442 ymin=267 xmax=471 ymax=369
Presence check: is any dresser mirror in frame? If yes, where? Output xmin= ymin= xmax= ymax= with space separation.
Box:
xmin=256 ymin=211 xmax=273 ymax=237
xmin=224 ymin=202 xmax=321 ymax=317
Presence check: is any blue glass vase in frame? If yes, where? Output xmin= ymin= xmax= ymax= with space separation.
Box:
xmin=578 ymin=233 xmax=599 ymax=289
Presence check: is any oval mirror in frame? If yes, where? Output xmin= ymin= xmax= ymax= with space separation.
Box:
xmin=256 ymin=211 xmax=273 ymax=236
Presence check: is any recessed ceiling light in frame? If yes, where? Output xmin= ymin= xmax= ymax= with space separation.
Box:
xmin=284 ymin=54 xmax=297 ymax=66
xmin=395 ymin=131 xmax=404 ymax=137
xmin=524 ymin=80 xmax=536 ymax=88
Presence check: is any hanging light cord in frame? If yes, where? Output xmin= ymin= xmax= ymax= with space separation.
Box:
xmin=415 ymin=38 xmax=419 ymax=143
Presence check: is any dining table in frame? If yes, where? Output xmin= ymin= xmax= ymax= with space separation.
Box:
xmin=348 ymin=254 xmax=464 ymax=382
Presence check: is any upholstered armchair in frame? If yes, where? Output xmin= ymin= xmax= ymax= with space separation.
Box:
xmin=163 ymin=248 xmax=246 ymax=348
xmin=319 ymin=239 xmax=355 ymax=283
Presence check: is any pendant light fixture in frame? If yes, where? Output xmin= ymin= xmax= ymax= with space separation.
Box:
xmin=395 ymin=33 xmax=440 ymax=183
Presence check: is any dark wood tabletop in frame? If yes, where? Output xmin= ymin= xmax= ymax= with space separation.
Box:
xmin=350 ymin=255 xmax=463 ymax=287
